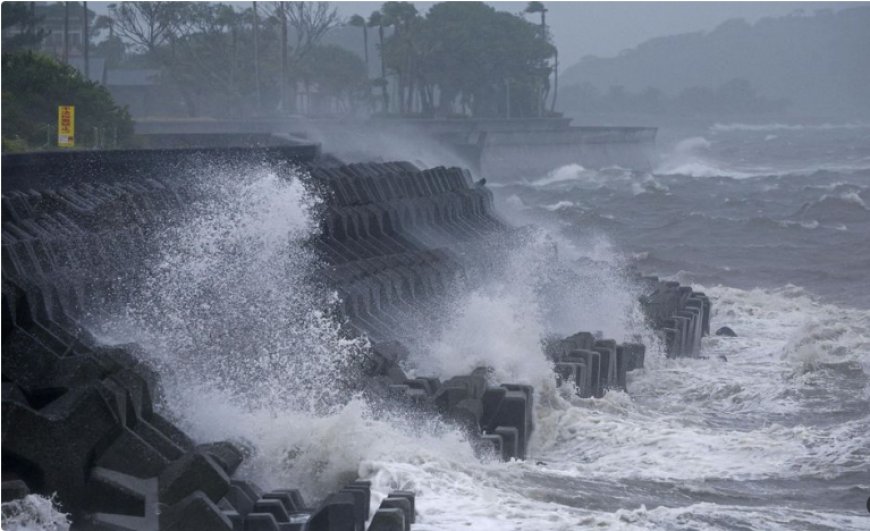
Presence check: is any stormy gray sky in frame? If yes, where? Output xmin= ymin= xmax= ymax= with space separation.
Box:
xmin=331 ymin=1 xmax=863 ymax=68
xmin=88 ymin=1 xmax=865 ymax=69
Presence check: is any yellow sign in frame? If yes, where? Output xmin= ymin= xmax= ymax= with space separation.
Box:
xmin=58 ymin=105 xmax=75 ymax=147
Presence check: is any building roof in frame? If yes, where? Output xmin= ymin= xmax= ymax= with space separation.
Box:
xmin=67 ymin=57 xmax=105 ymax=84
xmin=105 ymin=69 xmax=161 ymax=87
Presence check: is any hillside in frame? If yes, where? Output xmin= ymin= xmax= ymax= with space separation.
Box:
xmin=558 ymin=6 xmax=870 ymax=118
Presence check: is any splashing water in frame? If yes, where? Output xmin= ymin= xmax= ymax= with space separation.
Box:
xmin=404 ymin=227 xmax=646 ymax=389
xmin=1 ymin=495 xmax=70 ymax=531
xmin=91 ymin=162 xmax=385 ymax=498
xmin=655 ymin=136 xmax=757 ymax=178
xmin=110 ymin=163 xmax=370 ymax=414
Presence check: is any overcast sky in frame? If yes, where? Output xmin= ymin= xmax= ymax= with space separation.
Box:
xmin=332 ymin=1 xmax=863 ymax=68
xmin=90 ymin=1 xmax=865 ymax=69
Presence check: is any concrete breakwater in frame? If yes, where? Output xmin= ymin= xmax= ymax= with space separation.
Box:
xmin=1 ymin=147 xmax=709 ymax=529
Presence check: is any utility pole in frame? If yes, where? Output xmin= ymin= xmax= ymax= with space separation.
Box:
xmin=379 ymin=23 xmax=387 ymax=112
xmin=29 ymin=2 xmax=36 ymax=45
xmin=363 ymin=23 xmax=369 ymax=65
xmin=253 ymin=2 xmax=262 ymax=113
xmin=551 ymin=48 xmax=559 ymax=113
xmin=83 ymin=1 xmax=89 ymax=79
xmin=63 ymin=2 xmax=70 ymax=64
xmin=505 ymin=79 xmax=511 ymax=119
xmin=279 ymin=4 xmax=288 ymax=113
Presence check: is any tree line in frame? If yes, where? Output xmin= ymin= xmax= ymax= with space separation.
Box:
xmin=101 ymin=2 xmax=355 ymax=117
xmin=561 ymin=78 xmax=791 ymax=119
xmin=98 ymin=1 xmax=557 ymax=119
xmin=3 ymin=1 xmax=560 ymax=134
xmin=354 ymin=1 xmax=556 ymax=118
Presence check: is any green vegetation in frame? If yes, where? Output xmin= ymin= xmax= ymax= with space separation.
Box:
xmin=105 ymin=1 xmax=353 ymax=117
xmin=2 ymin=52 xmax=134 ymax=151
xmin=2 ymin=0 xmax=561 ymax=134
xmin=297 ymin=45 xmax=370 ymax=113
xmin=1 ymin=2 xmax=49 ymax=50
xmin=97 ymin=1 xmax=554 ymax=118
xmin=369 ymin=1 xmax=556 ymax=117
xmin=98 ymin=1 xmax=556 ymax=119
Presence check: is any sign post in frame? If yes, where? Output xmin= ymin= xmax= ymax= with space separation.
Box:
xmin=58 ymin=105 xmax=75 ymax=147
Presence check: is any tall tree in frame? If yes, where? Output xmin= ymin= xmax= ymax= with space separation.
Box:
xmin=379 ymin=2 xmax=418 ymax=114
xmin=110 ymin=1 xmax=179 ymax=52
xmin=271 ymin=3 xmax=290 ymax=112
xmin=524 ymin=1 xmax=547 ymax=38
xmin=1 ymin=2 xmax=48 ymax=50
xmin=110 ymin=2 xmax=200 ymax=115
xmin=83 ymin=1 xmax=90 ymax=79
xmin=269 ymin=2 xmax=338 ymax=113
xmin=63 ymin=1 xmax=70 ymax=64
xmin=252 ymin=1 xmax=261 ymax=111
xmin=349 ymin=14 xmax=368 ymax=66
xmin=428 ymin=2 xmax=554 ymax=117
xmin=284 ymin=2 xmax=339 ymax=62
xmin=297 ymin=44 xmax=368 ymax=113
xmin=368 ymin=10 xmax=388 ymax=112
xmin=523 ymin=2 xmax=559 ymax=112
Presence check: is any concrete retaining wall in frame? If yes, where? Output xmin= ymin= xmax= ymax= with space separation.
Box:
xmin=131 ymin=117 xmax=657 ymax=180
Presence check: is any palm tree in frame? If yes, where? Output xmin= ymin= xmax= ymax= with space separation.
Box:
xmin=253 ymin=2 xmax=261 ymax=112
xmin=524 ymin=1 xmax=553 ymax=115
xmin=83 ymin=1 xmax=90 ymax=78
xmin=63 ymin=1 xmax=69 ymax=64
xmin=349 ymin=14 xmax=368 ymax=66
xmin=524 ymin=1 xmax=547 ymax=38
xmin=274 ymin=3 xmax=289 ymax=112
xmin=380 ymin=2 xmax=417 ymax=114
xmin=551 ymin=48 xmax=558 ymax=113
xmin=368 ymin=10 xmax=388 ymax=112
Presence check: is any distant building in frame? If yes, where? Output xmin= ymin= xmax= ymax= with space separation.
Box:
xmin=1 ymin=3 xmax=167 ymax=117
xmin=1 ymin=2 xmax=102 ymax=79
xmin=104 ymin=69 xmax=162 ymax=117
xmin=67 ymin=56 xmax=105 ymax=84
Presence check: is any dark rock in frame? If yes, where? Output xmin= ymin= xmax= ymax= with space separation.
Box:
xmin=1 ymin=385 xmax=122 ymax=521
xmin=715 ymin=326 xmax=738 ymax=337
xmin=158 ymin=451 xmax=230 ymax=505
xmin=251 ymin=499 xmax=290 ymax=523
xmin=85 ymin=467 xmax=157 ymax=523
xmin=244 ymin=512 xmax=281 ymax=531
xmin=336 ymin=486 xmax=368 ymax=526
xmin=368 ymin=508 xmax=405 ymax=531
xmin=1 ymin=480 xmax=30 ymax=501
xmin=387 ymin=490 xmax=415 ymax=524
xmin=306 ymin=492 xmax=357 ymax=531
xmin=198 ymin=441 xmax=245 ymax=475
xmin=159 ymin=491 xmax=233 ymax=531
xmin=378 ymin=497 xmax=411 ymax=531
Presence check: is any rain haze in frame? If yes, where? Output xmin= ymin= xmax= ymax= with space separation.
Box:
xmin=2 ymin=1 xmax=870 ymax=530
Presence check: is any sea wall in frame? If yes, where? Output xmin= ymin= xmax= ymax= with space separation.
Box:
xmin=1 ymin=147 xmax=709 ymax=529
xmin=130 ymin=117 xmax=658 ymax=180
xmin=1 ymin=145 xmax=321 ymax=191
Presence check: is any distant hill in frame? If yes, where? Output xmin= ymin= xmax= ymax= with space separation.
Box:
xmin=558 ymin=6 xmax=870 ymax=118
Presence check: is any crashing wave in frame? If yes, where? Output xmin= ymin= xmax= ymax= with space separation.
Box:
xmin=711 ymin=122 xmax=870 ymax=133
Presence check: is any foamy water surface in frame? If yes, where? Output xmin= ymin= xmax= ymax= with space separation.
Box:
xmin=6 ymin=124 xmax=869 ymax=530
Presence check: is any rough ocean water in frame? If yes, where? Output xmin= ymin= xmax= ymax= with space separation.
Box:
xmin=483 ymin=122 xmax=870 ymax=530
xmin=6 ymin=123 xmax=869 ymax=531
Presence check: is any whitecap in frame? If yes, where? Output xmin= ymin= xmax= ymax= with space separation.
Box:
xmin=541 ymin=200 xmax=575 ymax=211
